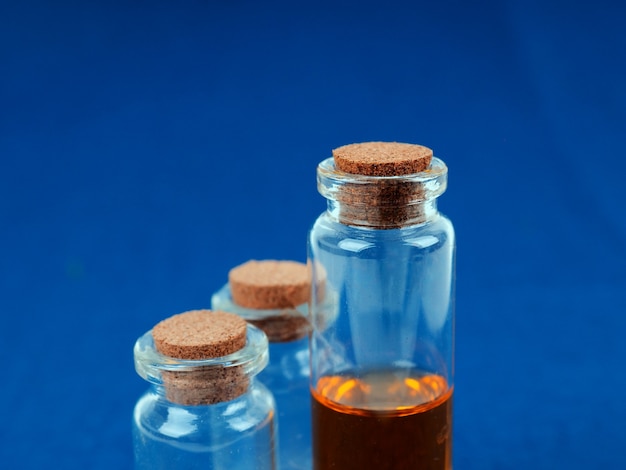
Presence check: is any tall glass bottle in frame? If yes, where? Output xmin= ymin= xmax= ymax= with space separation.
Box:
xmin=308 ymin=143 xmax=455 ymax=470
xmin=133 ymin=317 xmax=277 ymax=470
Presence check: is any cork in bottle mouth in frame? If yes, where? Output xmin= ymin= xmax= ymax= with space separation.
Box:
xmin=318 ymin=142 xmax=447 ymax=229
xmin=229 ymin=260 xmax=311 ymax=310
xmin=134 ymin=309 xmax=268 ymax=406
xmin=216 ymin=260 xmax=316 ymax=342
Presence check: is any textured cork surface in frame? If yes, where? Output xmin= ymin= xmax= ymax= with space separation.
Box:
xmin=152 ymin=310 xmax=249 ymax=405
xmin=228 ymin=260 xmax=313 ymax=342
xmin=229 ymin=260 xmax=310 ymax=310
xmin=333 ymin=141 xmax=433 ymax=176
xmin=153 ymin=309 xmax=247 ymax=360
xmin=330 ymin=141 xmax=434 ymax=228
xmin=160 ymin=368 xmax=249 ymax=406
xmin=248 ymin=313 xmax=310 ymax=343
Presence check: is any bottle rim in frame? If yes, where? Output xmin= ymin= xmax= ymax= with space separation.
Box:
xmin=133 ymin=323 xmax=269 ymax=385
xmin=317 ymin=156 xmax=448 ymax=204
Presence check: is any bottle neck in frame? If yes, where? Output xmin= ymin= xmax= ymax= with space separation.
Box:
xmin=326 ymin=198 xmax=440 ymax=228
xmin=211 ymin=284 xmax=311 ymax=343
xmin=317 ymin=157 xmax=448 ymax=229
xmin=134 ymin=325 xmax=269 ymax=406
xmin=150 ymin=371 xmax=252 ymax=406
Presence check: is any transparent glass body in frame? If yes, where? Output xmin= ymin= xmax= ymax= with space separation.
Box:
xmin=133 ymin=324 xmax=277 ymax=470
xmin=212 ymin=285 xmax=313 ymax=470
xmin=308 ymin=157 xmax=455 ymax=470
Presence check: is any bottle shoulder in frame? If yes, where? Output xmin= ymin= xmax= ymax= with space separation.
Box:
xmin=310 ymin=212 xmax=455 ymax=250
xmin=134 ymin=382 xmax=275 ymax=438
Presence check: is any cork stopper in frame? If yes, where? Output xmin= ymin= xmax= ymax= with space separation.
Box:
xmin=333 ymin=142 xmax=433 ymax=176
xmin=153 ymin=310 xmax=247 ymax=359
xmin=326 ymin=141 xmax=437 ymax=229
xmin=228 ymin=260 xmax=312 ymax=342
xmin=152 ymin=310 xmax=249 ymax=405
xmin=229 ymin=260 xmax=310 ymax=309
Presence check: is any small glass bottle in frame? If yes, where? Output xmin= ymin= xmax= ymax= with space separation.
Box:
xmin=308 ymin=142 xmax=455 ymax=470
xmin=132 ymin=309 xmax=277 ymax=470
xmin=211 ymin=260 xmax=315 ymax=470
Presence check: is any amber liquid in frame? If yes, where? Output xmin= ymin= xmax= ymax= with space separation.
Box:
xmin=311 ymin=370 xmax=452 ymax=470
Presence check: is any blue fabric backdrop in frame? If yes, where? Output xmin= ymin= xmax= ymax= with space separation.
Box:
xmin=1 ymin=0 xmax=625 ymax=468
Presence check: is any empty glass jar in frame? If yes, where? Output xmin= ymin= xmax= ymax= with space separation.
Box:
xmin=132 ymin=321 xmax=277 ymax=470
xmin=211 ymin=261 xmax=314 ymax=470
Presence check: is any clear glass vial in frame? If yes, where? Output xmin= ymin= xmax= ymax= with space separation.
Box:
xmin=132 ymin=323 xmax=277 ymax=470
xmin=212 ymin=282 xmax=314 ymax=470
xmin=308 ymin=149 xmax=455 ymax=470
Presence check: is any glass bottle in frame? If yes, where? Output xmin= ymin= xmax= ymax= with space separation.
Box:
xmin=308 ymin=147 xmax=455 ymax=470
xmin=212 ymin=270 xmax=317 ymax=470
xmin=132 ymin=321 xmax=277 ymax=470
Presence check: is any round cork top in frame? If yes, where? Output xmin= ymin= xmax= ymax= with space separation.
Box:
xmin=332 ymin=141 xmax=433 ymax=176
xmin=152 ymin=309 xmax=247 ymax=360
xmin=229 ymin=260 xmax=310 ymax=309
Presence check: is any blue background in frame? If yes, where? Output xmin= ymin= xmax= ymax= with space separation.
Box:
xmin=1 ymin=0 xmax=625 ymax=468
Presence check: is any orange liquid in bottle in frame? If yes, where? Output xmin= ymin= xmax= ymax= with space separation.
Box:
xmin=311 ymin=370 xmax=452 ymax=470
